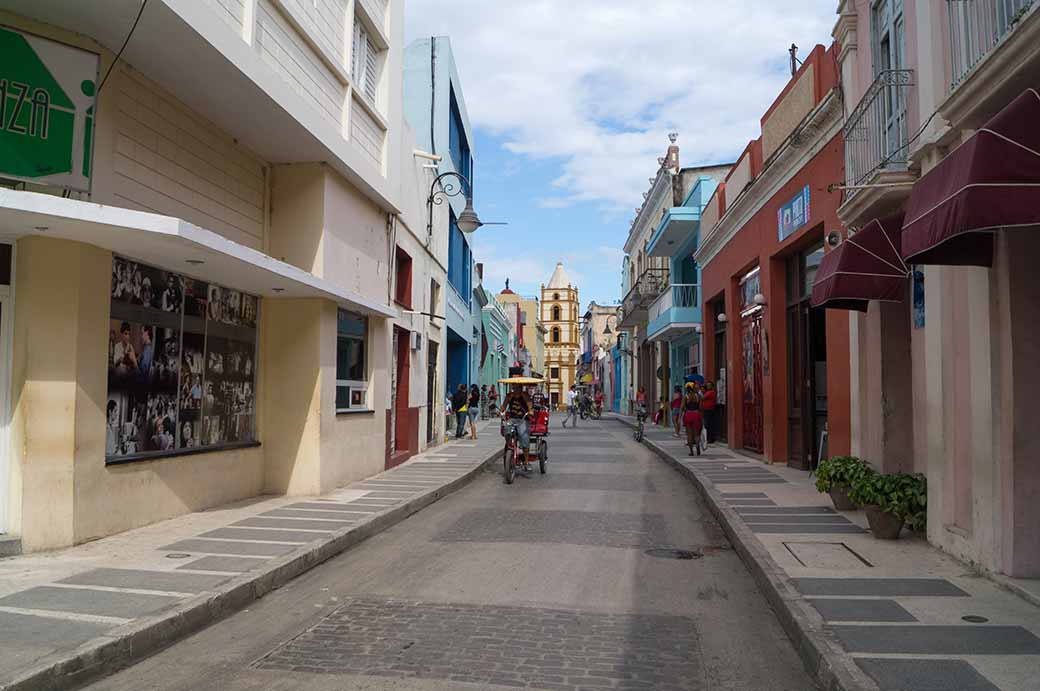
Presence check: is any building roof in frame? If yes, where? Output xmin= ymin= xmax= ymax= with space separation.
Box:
xmin=547 ymin=262 xmax=571 ymax=289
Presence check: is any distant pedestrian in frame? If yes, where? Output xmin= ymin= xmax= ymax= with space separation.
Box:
xmin=488 ymin=386 xmax=498 ymax=416
xmin=701 ymin=381 xmax=718 ymax=445
xmin=671 ymin=386 xmax=683 ymax=437
xmin=681 ymin=383 xmax=703 ymax=456
xmin=468 ymin=384 xmax=481 ymax=439
xmin=452 ymin=384 xmax=468 ymax=439
xmin=562 ymin=385 xmax=579 ymax=428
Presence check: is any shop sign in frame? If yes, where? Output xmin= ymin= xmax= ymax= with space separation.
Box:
xmin=778 ymin=185 xmax=811 ymax=242
xmin=0 ymin=26 xmax=99 ymax=191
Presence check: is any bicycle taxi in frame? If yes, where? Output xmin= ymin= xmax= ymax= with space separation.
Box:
xmin=498 ymin=376 xmax=550 ymax=484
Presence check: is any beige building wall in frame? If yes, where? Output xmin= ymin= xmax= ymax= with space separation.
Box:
xmin=0 ymin=0 xmax=414 ymax=551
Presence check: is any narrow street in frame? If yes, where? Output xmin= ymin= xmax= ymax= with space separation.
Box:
xmin=86 ymin=420 xmax=812 ymax=691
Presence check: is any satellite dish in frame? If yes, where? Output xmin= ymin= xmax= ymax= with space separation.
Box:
xmin=826 ymin=230 xmax=843 ymax=249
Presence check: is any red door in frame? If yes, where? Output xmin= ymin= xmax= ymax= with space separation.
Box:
xmin=741 ymin=311 xmax=764 ymax=452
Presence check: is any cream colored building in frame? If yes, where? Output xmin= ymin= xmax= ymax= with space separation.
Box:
xmin=496 ymin=286 xmax=547 ymax=378
xmin=0 ymin=0 xmax=452 ymax=553
xmin=541 ymin=263 xmax=579 ymax=409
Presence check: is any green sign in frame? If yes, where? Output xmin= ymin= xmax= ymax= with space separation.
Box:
xmin=0 ymin=25 xmax=98 ymax=192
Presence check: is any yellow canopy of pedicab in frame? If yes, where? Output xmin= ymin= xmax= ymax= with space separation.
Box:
xmin=497 ymin=376 xmax=544 ymax=385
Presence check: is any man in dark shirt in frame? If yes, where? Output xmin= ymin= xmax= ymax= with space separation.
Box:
xmin=501 ymin=383 xmax=532 ymax=464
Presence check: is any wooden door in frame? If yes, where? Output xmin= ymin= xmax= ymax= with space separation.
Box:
xmin=741 ymin=312 xmax=764 ymax=452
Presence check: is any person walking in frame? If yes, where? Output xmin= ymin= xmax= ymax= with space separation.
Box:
xmin=468 ymin=384 xmax=481 ymax=439
xmin=670 ymin=385 xmax=683 ymax=437
xmin=701 ymin=381 xmax=718 ymax=446
xmin=488 ymin=385 xmax=499 ymax=416
xmin=681 ymin=383 xmax=703 ymax=456
xmin=562 ymin=385 xmax=580 ymax=428
xmin=451 ymin=384 xmax=468 ymax=440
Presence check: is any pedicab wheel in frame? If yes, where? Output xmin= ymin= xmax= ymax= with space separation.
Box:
xmin=503 ymin=446 xmax=515 ymax=484
xmin=539 ymin=440 xmax=548 ymax=474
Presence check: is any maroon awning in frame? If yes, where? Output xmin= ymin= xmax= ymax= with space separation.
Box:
xmin=901 ymin=89 xmax=1040 ymax=267
xmin=811 ymin=212 xmax=908 ymax=311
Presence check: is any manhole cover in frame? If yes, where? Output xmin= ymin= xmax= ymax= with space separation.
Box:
xmin=165 ymin=553 xmax=192 ymax=559
xmin=644 ymin=548 xmax=702 ymax=560
xmin=962 ymin=615 xmax=989 ymax=623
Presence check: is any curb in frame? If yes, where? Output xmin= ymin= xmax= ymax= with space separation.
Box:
xmin=4 ymin=449 xmax=502 ymax=691
xmin=609 ymin=416 xmax=876 ymax=691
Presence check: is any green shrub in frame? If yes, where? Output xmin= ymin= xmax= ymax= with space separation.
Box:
xmin=849 ymin=472 xmax=927 ymax=530
xmin=814 ymin=456 xmax=872 ymax=494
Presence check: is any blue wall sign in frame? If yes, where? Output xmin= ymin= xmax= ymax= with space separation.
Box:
xmin=778 ymin=185 xmax=811 ymax=241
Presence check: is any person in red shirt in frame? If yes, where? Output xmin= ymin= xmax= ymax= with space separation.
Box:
xmin=701 ymin=380 xmax=718 ymax=446
xmin=594 ymin=387 xmax=604 ymax=415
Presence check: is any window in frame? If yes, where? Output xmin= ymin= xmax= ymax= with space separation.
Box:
xmin=550 ymin=367 xmax=560 ymax=379
xmin=394 ymin=246 xmax=413 ymax=308
xmin=352 ymin=19 xmax=379 ymax=102
xmin=553 ymin=292 xmax=560 ymax=301
xmin=448 ymin=86 xmax=472 ymax=184
xmin=551 ymin=305 xmax=561 ymax=321
xmin=447 ymin=211 xmax=471 ymax=300
xmin=552 ymin=327 xmax=560 ymax=343
xmin=337 ymin=309 xmax=368 ymax=412
xmin=106 ymin=256 xmax=258 ymax=462
xmin=429 ymin=278 xmax=441 ymax=322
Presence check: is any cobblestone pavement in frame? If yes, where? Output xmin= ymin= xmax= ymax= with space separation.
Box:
xmin=88 ymin=420 xmax=814 ymax=691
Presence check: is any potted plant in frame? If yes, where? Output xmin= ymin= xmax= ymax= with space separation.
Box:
xmin=848 ymin=472 xmax=927 ymax=540
xmin=814 ymin=456 xmax=870 ymax=511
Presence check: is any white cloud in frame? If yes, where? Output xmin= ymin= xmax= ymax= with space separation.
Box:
xmin=405 ymin=0 xmax=836 ymax=215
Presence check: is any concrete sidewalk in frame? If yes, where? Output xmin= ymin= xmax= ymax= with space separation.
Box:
xmin=0 ymin=420 xmax=503 ymax=691
xmin=608 ymin=413 xmax=1040 ymax=691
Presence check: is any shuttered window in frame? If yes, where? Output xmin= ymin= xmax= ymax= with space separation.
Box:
xmin=352 ymin=21 xmax=379 ymax=102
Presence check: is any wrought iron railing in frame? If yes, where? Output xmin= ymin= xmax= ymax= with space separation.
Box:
xmin=843 ymin=69 xmax=914 ymax=198
xmin=948 ymin=0 xmax=1036 ymax=87
xmin=620 ymin=268 xmax=669 ymax=323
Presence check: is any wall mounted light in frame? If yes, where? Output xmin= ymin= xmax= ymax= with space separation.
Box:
xmin=717 ymin=313 xmax=728 ymax=323
xmin=753 ymin=293 xmax=767 ymax=306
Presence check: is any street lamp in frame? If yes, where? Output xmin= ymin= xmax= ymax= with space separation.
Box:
xmin=428 ymin=171 xmax=482 ymax=237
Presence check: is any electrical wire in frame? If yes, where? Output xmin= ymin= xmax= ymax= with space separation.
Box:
xmin=97 ymin=0 xmax=149 ymax=94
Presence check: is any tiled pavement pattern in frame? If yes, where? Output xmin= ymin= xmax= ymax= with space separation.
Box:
xmin=0 ymin=421 xmax=502 ymax=687
xmin=614 ymin=413 xmax=1040 ymax=691
xmin=255 ymin=598 xmax=706 ymax=689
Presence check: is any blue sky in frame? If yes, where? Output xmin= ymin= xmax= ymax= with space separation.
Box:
xmin=405 ymin=0 xmax=837 ymax=306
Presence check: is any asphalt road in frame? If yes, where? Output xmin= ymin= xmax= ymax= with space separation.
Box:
xmin=86 ymin=419 xmax=813 ymax=691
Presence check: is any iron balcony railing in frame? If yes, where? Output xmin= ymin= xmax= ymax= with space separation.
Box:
xmin=948 ymin=0 xmax=1036 ymax=87
xmin=648 ymin=284 xmax=700 ymax=324
xmin=843 ymin=69 xmax=914 ymax=198
xmin=619 ymin=268 xmax=669 ymax=324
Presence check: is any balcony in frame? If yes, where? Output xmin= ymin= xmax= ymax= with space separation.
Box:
xmin=618 ymin=268 xmax=669 ymax=327
xmin=941 ymin=0 xmax=1040 ymax=129
xmin=646 ymin=284 xmax=701 ymax=342
xmin=838 ymin=69 xmax=916 ymax=226
xmin=949 ymin=0 xmax=1036 ymax=86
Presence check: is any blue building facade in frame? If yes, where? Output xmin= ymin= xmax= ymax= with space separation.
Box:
xmin=404 ymin=37 xmax=481 ymax=393
xmin=644 ymin=176 xmax=720 ymax=396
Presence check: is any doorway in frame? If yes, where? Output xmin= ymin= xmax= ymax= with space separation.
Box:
xmin=712 ymin=299 xmax=728 ymax=443
xmin=388 ymin=327 xmax=411 ymax=469
xmin=786 ymin=242 xmax=827 ymax=470
xmin=739 ymin=269 xmax=764 ymax=453
xmin=426 ymin=341 xmax=438 ymax=445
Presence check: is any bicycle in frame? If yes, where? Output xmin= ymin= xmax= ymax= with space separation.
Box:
xmin=501 ymin=413 xmax=532 ymax=484
xmin=633 ymin=405 xmax=647 ymax=442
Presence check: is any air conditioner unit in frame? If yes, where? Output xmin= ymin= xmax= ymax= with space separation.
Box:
xmin=410 ymin=332 xmax=422 ymax=350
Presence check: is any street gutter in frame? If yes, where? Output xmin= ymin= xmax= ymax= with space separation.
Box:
xmin=609 ymin=415 xmax=877 ymax=691
xmin=3 ymin=450 xmax=502 ymax=691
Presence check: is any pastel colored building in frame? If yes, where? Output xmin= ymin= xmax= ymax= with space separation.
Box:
xmin=541 ymin=263 xmax=579 ymax=409
xmin=403 ymin=36 xmax=481 ymax=396
xmin=0 ymin=0 xmax=450 ymax=553
xmin=825 ymin=0 xmax=1040 ymax=577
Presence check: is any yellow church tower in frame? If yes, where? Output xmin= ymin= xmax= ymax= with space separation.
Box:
xmin=541 ymin=262 xmax=580 ymax=409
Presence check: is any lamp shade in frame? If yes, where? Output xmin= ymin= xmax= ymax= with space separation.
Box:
xmin=457 ymin=198 xmax=483 ymax=233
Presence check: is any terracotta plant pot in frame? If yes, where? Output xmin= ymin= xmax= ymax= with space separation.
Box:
xmin=864 ymin=504 xmax=903 ymax=539
xmin=828 ymin=483 xmax=857 ymax=511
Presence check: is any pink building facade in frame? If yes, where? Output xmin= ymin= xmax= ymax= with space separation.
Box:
xmin=829 ymin=0 xmax=1040 ymax=577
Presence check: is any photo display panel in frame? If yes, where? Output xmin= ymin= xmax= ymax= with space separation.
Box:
xmin=106 ymin=256 xmax=258 ymax=462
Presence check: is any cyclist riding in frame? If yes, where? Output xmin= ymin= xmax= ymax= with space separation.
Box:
xmin=501 ymin=382 xmax=533 ymax=471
